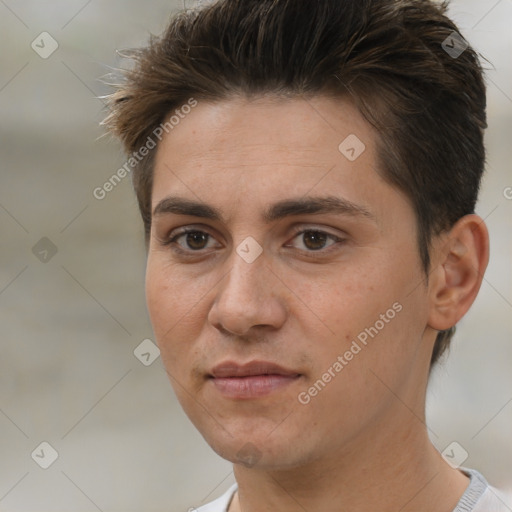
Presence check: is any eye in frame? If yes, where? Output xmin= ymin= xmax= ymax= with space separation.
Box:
xmin=287 ymin=228 xmax=344 ymax=252
xmin=166 ymin=228 xmax=219 ymax=253
xmin=162 ymin=226 xmax=345 ymax=256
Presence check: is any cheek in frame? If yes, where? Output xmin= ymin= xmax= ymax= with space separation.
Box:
xmin=145 ymin=255 xmax=201 ymax=330
xmin=307 ymin=267 xmax=388 ymax=339
xmin=145 ymin=255 xmax=215 ymax=377
xmin=299 ymin=254 xmax=425 ymax=381
xmin=145 ymin=264 xmax=202 ymax=417
xmin=145 ymin=258 xmax=193 ymax=358
xmin=145 ymin=260 xmax=173 ymax=338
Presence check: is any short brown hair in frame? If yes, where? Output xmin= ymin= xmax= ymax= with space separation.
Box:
xmin=103 ymin=0 xmax=487 ymax=366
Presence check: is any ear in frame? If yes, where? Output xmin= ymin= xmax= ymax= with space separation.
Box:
xmin=427 ymin=214 xmax=489 ymax=332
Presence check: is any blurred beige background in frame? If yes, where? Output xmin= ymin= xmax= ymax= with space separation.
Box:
xmin=0 ymin=1 xmax=511 ymax=510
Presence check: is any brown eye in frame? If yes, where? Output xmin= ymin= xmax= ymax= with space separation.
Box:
xmin=183 ymin=231 xmax=210 ymax=250
xmin=290 ymin=229 xmax=342 ymax=252
xmin=301 ymin=230 xmax=329 ymax=250
xmin=166 ymin=228 xmax=219 ymax=253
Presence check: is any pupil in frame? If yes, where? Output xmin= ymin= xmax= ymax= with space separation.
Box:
xmin=304 ymin=231 xmax=326 ymax=250
xmin=187 ymin=231 xmax=207 ymax=249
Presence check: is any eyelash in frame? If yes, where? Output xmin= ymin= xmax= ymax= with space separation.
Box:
xmin=162 ymin=226 xmax=345 ymax=257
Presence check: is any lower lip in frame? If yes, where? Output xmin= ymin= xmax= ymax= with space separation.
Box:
xmin=210 ymin=374 xmax=301 ymax=399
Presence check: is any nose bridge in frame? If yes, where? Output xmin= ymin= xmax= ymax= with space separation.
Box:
xmin=209 ymin=242 xmax=285 ymax=335
xmin=222 ymin=225 xmax=268 ymax=293
xmin=223 ymin=243 xmax=269 ymax=306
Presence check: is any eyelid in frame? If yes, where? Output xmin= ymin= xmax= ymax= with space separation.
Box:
xmin=162 ymin=223 xmax=346 ymax=255
xmin=288 ymin=224 xmax=345 ymax=239
xmin=163 ymin=225 xmax=220 ymax=249
xmin=285 ymin=226 xmax=346 ymax=255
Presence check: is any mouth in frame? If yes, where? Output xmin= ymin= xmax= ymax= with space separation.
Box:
xmin=208 ymin=360 xmax=302 ymax=399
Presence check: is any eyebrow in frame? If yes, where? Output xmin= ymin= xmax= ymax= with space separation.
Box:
xmin=152 ymin=194 xmax=375 ymax=224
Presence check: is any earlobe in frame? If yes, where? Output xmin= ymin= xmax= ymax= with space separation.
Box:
xmin=427 ymin=215 xmax=489 ymax=331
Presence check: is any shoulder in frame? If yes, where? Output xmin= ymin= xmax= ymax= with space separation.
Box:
xmin=455 ymin=468 xmax=511 ymax=512
xmin=472 ymin=487 xmax=512 ymax=512
xmin=193 ymin=484 xmax=238 ymax=512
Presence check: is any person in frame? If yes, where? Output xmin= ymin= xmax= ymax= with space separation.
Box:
xmin=102 ymin=0 xmax=510 ymax=510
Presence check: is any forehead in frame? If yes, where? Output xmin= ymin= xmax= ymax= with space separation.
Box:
xmin=155 ymin=95 xmax=372 ymax=165
xmin=151 ymin=95 xmax=398 ymax=226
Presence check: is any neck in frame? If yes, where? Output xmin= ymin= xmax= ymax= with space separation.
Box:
xmin=229 ymin=417 xmax=469 ymax=512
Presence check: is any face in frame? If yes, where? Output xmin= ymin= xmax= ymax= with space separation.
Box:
xmin=146 ymin=95 xmax=435 ymax=469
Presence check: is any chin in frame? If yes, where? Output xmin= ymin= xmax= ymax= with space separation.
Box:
xmin=201 ymin=426 xmax=312 ymax=470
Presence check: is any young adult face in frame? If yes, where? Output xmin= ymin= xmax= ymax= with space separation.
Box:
xmin=145 ymin=95 xmax=444 ymax=469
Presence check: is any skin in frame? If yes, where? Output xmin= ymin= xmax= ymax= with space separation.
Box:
xmin=146 ymin=95 xmax=489 ymax=512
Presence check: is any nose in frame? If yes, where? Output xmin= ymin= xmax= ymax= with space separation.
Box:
xmin=207 ymin=248 xmax=287 ymax=337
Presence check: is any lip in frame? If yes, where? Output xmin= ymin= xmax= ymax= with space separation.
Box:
xmin=210 ymin=360 xmax=300 ymax=378
xmin=208 ymin=360 xmax=302 ymax=399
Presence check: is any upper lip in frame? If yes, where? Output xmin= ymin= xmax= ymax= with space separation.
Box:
xmin=209 ymin=360 xmax=301 ymax=378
